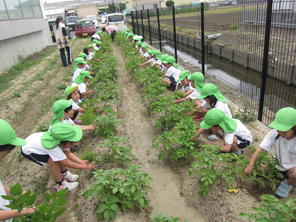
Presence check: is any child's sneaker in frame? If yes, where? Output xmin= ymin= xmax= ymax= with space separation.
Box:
xmin=207 ymin=134 xmax=219 ymax=141
xmin=55 ymin=180 xmax=79 ymax=191
xmin=275 ymin=181 xmax=293 ymax=198
xmin=63 ymin=170 xmax=79 ymax=182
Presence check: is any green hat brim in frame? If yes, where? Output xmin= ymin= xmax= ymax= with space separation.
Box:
xmin=268 ymin=121 xmax=293 ymax=132
xmin=200 ymin=120 xmax=213 ymax=130
xmin=219 ymin=117 xmax=237 ymax=134
xmin=11 ymin=137 xmax=26 ymax=146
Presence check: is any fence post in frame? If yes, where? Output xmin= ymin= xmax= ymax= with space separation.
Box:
xmin=156 ymin=7 xmax=162 ymax=51
xmin=147 ymin=9 xmax=152 ymax=45
xmin=135 ymin=10 xmax=140 ymax=34
xmin=200 ymin=2 xmax=206 ymax=75
xmin=140 ymin=10 xmax=145 ymax=40
xmin=172 ymin=6 xmax=178 ymax=62
xmin=131 ymin=11 xmax=135 ymax=34
xmin=258 ymin=0 xmax=273 ymax=121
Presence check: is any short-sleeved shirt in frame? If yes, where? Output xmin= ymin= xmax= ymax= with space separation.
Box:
xmin=0 ymin=179 xmax=12 ymax=222
xmin=22 ymin=132 xmax=67 ymax=162
xmin=182 ymin=83 xmax=200 ymax=100
xmin=143 ymin=52 xmax=150 ymax=58
xmin=105 ymin=25 xmax=118 ymax=34
xmin=71 ymin=100 xmax=80 ymax=111
xmin=72 ymin=68 xmax=83 ymax=82
xmin=71 ymin=82 xmax=86 ymax=94
xmin=260 ymin=129 xmax=296 ymax=171
xmin=63 ymin=118 xmax=75 ymax=124
xmin=165 ymin=66 xmax=181 ymax=82
xmin=224 ymin=119 xmax=253 ymax=145
xmin=202 ymin=100 xmax=232 ymax=118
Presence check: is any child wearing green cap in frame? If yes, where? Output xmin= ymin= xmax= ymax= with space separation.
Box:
xmin=162 ymin=56 xmax=181 ymax=91
xmin=0 ymin=119 xmax=36 ymax=221
xmin=72 ymin=70 xmax=93 ymax=97
xmin=52 ymin=99 xmax=95 ymax=131
xmin=196 ymin=108 xmax=253 ymax=155
xmin=65 ymin=86 xmax=85 ymax=121
xmin=244 ymin=107 xmax=296 ymax=198
xmin=21 ymin=123 xmax=94 ymax=191
xmin=72 ymin=57 xmax=87 ymax=81
xmin=139 ymin=50 xmax=159 ymax=68
xmin=175 ymin=70 xmax=201 ymax=105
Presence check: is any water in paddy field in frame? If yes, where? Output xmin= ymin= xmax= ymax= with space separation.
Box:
xmin=163 ymin=45 xmax=296 ymax=114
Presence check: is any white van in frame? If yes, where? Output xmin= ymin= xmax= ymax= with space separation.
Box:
xmin=106 ymin=13 xmax=127 ymax=30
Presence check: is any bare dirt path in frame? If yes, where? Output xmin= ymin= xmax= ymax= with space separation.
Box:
xmin=112 ymin=43 xmax=207 ymax=221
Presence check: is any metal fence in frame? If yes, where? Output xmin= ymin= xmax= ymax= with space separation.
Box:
xmin=129 ymin=0 xmax=296 ymax=125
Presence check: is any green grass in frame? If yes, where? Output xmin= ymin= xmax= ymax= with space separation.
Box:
xmin=0 ymin=46 xmax=55 ymax=94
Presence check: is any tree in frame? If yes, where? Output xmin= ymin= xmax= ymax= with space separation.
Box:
xmin=108 ymin=1 xmax=116 ymax=13
xmin=119 ymin=3 xmax=126 ymax=11
xmin=165 ymin=0 xmax=174 ymax=8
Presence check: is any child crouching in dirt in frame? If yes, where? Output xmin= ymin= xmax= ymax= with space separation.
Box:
xmin=72 ymin=70 xmax=93 ymax=98
xmin=174 ymin=70 xmax=202 ymax=106
xmin=65 ymin=85 xmax=84 ymax=121
xmin=21 ymin=123 xmax=94 ymax=191
xmin=162 ymin=56 xmax=181 ymax=91
xmin=196 ymin=108 xmax=252 ymax=155
xmin=244 ymin=107 xmax=296 ymax=198
xmin=0 ymin=119 xmax=36 ymax=221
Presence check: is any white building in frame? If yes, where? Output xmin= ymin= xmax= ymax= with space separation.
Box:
xmin=0 ymin=0 xmax=51 ymax=73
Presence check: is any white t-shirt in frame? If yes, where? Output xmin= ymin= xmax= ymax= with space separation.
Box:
xmin=143 ymin=52 xmax=150 ymax=58
xmin=87 ymin=53 xmax=93 ymax=60
xmin=63 ymin=118 xmax=75 ymax=124
xmin=224 ymin=119 xmax=253 ymax=145
xmin=92 ymin=34 xmax=101 ymax=40
xmin=71 ymin=101 xmax=80 ymax=111
xmin=202 ymin=100 xmax=232 ymax=118
xmin=182 ymin=83 xmax=200 ymax=100
xmin=72 ymin=68 xmax=83 ymax=82
xmin=0 ymin=180 xmax=12 ymax=222
xmin=94 ymin=46 xmax=99 ymax=51
xmin=71 ymin=82 xmax=86 ymax=94
xmin=260 ymin=129 xmax=296 ymax=171
xmin=165 ymin=66 xmax=181 ymax=82
xmin=22 ymin=132 xmax=67 ymax=162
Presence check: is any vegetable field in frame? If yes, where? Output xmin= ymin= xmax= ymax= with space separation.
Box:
xmin=0 ymin=32 xmax=295 ymax=222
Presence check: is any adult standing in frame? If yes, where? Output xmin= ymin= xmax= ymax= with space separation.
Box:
xmin=54 ymin=16 xmax=73 ymax=67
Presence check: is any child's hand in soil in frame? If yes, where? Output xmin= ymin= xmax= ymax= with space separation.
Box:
xmin=244 ymin=165 xmax=253 ymax=174
xmin=84 ymin=163 xmax=94 ymax=170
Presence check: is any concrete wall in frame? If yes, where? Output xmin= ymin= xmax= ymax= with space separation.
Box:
xmin=76 ymin=5 xmax=98 ymax=18
xmin=0 ymin=19 xmax=51 ymax=73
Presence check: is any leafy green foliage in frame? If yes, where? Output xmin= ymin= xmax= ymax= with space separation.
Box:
xmin=94 ymin=112 xmax=120 ymax=137
xmin=80 ymin=149 xmax=97 ymax=162
xmin=240 ymin=195 xmax=296 ymax=222
xmin=2 ymin=183 xmax=67 ymax=222
xmin=80 ymin=106 xmax=97 ymax=125
xmin=230 ymin=24 xmax=238 ymax=31
xmin=83 ymin=165 xmax=152 ymax=221
xmin=152 ymin=213 xmax=187 ymax=222
xmin=98 ymin=136 xmax=135 ymax=166
xmin=233 ymin=103 xmax=256 ymax=123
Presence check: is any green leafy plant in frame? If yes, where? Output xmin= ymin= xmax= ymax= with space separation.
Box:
xmin=80 ymin=106 xmax=97 ymax=125
xmin=98 ymin=136 xmax=135 ymax=166
xmin=240 ymin=194 xmax=296 ymax=222
xmin=94 ymin=112 xmax=120 ymax=137
xmin=83 ymin=165 xmax=152 ymax=221
xmin=80 ymin=149 xmax=97 ymax=162
xmin=230 ymin=24 xmax=238 ymax=31
xmin=233 ymin=103 xmax=256 ymax=123
xmin=2 ymin=183 xmax=67 ymax=222
xmin=152 ymin=213 xmax=188 ymax=222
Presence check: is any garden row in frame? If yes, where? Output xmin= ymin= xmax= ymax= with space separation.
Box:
xmin=116 ymin=32 xmax=296 ymax=221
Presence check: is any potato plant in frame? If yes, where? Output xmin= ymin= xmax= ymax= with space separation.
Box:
xmin=83 ymin=165 xmax=152 ymax=221
xmin=2 ymin=183 xmax=67 ymax=222
xmin=152 ymin=213 xmax=188 ymax=222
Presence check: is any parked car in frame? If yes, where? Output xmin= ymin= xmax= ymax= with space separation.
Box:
xmin=86 ymin=15 xmax=99 ymax=28
xmin=75 ymin=19 xmax=96 ymax=37
xmin=106 ymin=13 xmax=126 ymax=31
xmin=65 ymin=16 xmax=78 ymax=32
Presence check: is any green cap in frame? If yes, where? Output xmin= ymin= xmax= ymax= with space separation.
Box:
xmin=79 ymin=53 xmax=87 ymax=58
xmin=87 ymin=44 xmax=93 ymax=48
xmin=96 ymin=41 xmax=102 ymax=45
xmin=0 ymin=119 xmax=26 ymax=146
xmin=74 ymin=70 xmax=93 ymax=84
xmin=51 ymin=99 xmax=72 ymax=125
xmin=188 ymin=72 xmax=205 ymax=91
xmin=41 ymin=123 xmax=82 ymax=149
xmin=96 ymin=30 xmax=103 ymax=35
xmin=179 ymin=70 xmax=190 ymax=81
xmin=136 ymin=41 xmax=142 ymax=46
xmin=159 ymin=54 xmax=170 ymax=63
xmin=198 ymin=83 xmax=227 ymax=103
xmin=269 ymin=107 xmax=296 ymax=131
xmin=163 ymin=56 xmax=176 ymax=64
xmin=75 ymin=57 xmax=87 ymax=65
xmin=64 ymin=85 xmax=78 ymax=97
xmin=141 ymin=43 xmax=148 ymax=49
xmin=127 ymin=33 xmax=134 ymax=37
xmin=200 ymin=108 xmax=237 ymax=133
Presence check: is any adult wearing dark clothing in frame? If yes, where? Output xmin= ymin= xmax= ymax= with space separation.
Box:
xmin=54 ymin=16 xmax=73 ymax=67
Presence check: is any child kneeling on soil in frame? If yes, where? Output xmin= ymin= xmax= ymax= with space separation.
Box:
xmin=21 ymin=123 xmax=94 ymax=191
xmin=188 ymin=72 xmax=205 ymax=94
xmin=244 ymin=107 xmax=296 ymax=198
xmin=196 ymin=108 xmax=252 ymax=155
xmin=174 ymin=70 xmax=201 ymax=106
xmin=162 ymin=56 xmax=181 ymax=91
xmin=72 ymin=70 xmax=93 ymax=98
xmin=0 ymin=119 xmax=36 ymax=221
xmin=65 ymin=85 xmax=84 ymax=121
xmin=52 ymin=99 xmax=95 ymax=131
xmin=72 ymin=57 xmax=87 ymax=81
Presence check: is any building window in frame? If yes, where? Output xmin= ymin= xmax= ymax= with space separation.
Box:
xmin=0 ymin=0 xmax=8 ymax=19
xmin=20 ymin=0 xmax=34 ymax=18
xmin=5 ymin=0 xmax=23 ymax=19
